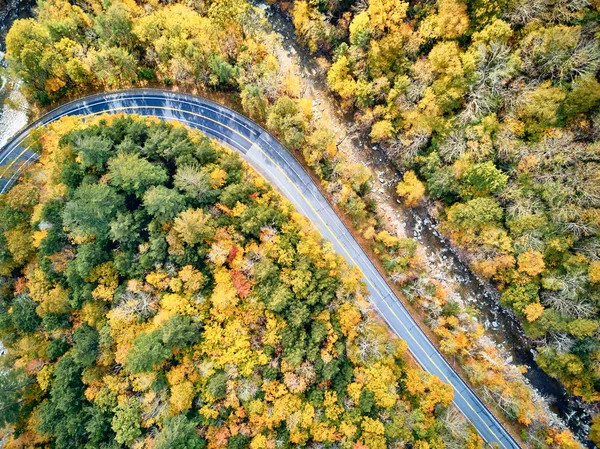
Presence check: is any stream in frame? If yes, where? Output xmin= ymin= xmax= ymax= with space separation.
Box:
xmin=0 ymin=0 xmax=595 ymax=444
xmin=0 ymin=0 xmax=30 ymax=149
xmin=264 ymin=5 xmax=595 ymax=445
xmin=406 ymin=203 xmax=594 ymax=441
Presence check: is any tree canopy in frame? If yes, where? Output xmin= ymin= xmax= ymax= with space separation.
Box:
xmin=0 ymin=115 xmax=458 ymax=449
xmin=282 ymin=0 xmax=600 ymax=406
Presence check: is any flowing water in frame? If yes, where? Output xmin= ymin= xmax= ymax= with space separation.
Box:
xmin=0 ymin=0 xmax=31 ymax=149
xmin=0 ymin=0 xmax=32 ymax=41
xmin=0 ymin=0 xmax=594 ymax=444
xmin=0 ymin=65 xmax=27 ymax=150
xmin=263 ymin=6 xmax=596 ymax=445
xmin=405 ymin=204 xmax=594 ymax=442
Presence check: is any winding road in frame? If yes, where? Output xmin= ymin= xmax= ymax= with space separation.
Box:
xmin=0 ymin=89 xmax=520 ymax=448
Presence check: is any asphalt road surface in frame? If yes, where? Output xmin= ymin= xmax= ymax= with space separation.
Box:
xmin=0 ymin=89 xmax=520 ymax=448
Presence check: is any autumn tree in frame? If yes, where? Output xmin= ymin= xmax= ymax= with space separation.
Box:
xmin=266 ymin=96 xmax=309 ymax=150
xmin=396 ymin=171 xmax=425 ymax=207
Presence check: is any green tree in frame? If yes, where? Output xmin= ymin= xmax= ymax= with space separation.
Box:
xmin=264 ymin=284 xmax=293 ymax=312
xmin=107 ymin=152 xmax=168 ymax=196
xmin=62 ymin=183 xmax=124 ymax=238
xmin=567 ymin=319 xmax=599 ymax=339
xmin=562 ymin=74 xmax=600 ymax=117
xmin=460 ymin=161 xmax=508 ymax=198
xmin=174 ymin=165 xmax=213 ymax=199
xmin=266 ymin=97 xmax=308 ymax=150
xmin=240 ymin=85 xmax=268 ymax=121
xmin=47 ymin=338 xmax=70 ymax=361
xmin=49 ymin=355 xmax=85 ymax=414
xmin=93 ymin=47 xmax=138 ymax=88
xmin=208 ymin=55 xmax=237 ymax=87
xmin=359 ymin=388 xmax=376 ymax=416
xmin=228 ymin=434 xmax=250 ymax=449
xmin=11 ymin=294 xmax=41 ymax=333
xmin=590 ymin=414 xmax=600 ymax=447
xmin=85 ymin=406 xmax=114 ymax=447
xmin=72 ymin=324 xmax=99 ymax=368
xmin=518 ymin=81 xmax=566 ymax=133
xmin=446 ymin=197 xmax=503 ymax=229
xmin=70 ymin=134 xmax=113 ymax=172
xmin=173 ymin=208 xmax=216 ymax=246
xmin=125 ymin=329 xmax=171 ymax=373
xmin=143 ymin=186 xmax=187 ymax=221
xmin=112 ymin=398 xmax=142 ymax=445
xmin=0 ymin=369 xmax=32 ymax=427
xmin=161 ymin=314 xmax=199 ymax=348
xmin=207 ymin=371 xmax=228 ymax=399
xmin=154 ymin=416 xmax=206 ymax=449
xmin=500 ymin=283 xmax=539 ymax=315
xmin=93 ymin=2 xmax=134 ymax=48
xmin=109 ymin=211 xmax=144 ymax=245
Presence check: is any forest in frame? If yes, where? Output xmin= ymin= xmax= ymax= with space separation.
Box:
xmin=0 ymin=114 xmax=466 ymax=448
xmin=283 ymin=0 xmax=600 ymax=405
xmin=2 ymin=0 xmax=599 ymax=445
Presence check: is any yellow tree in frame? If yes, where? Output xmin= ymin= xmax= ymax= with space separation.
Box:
xmin=173 ymin=208 xmax=216 ymax=246
xmin=366 ymin=0 xmax=408 ymax=36
xmin=396 ymin=170 xmax=426 ymax=207
xmin=327 ymin=56 xmax=357 ymax=102
xmin=517 ymin=251 xmax=546 ymax=277
xmin=588 ymin=261 xmax=600 ymax=284
xmin=210 ymin=268 xmax=239 ymax=318
xmin=524 ymin=303 xmax=544 ymax=322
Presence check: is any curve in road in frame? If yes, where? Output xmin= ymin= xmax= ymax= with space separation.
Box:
xmin=0 ymin=89 xmax=520 ymax=449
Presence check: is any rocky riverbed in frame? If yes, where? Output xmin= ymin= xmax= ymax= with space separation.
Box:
xmin=261 ymin=3 xmax=594 ymax=444
xmin=0 ymin=0 xmax=594 ymax=443
xmin=0 ymin=0 xmax=31 ymax=148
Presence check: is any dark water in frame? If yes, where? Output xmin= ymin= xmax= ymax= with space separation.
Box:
xmin=405 ymin=205 xmax=595 ymax=444
xmin=0 ymin=0 xmax=32 ymax=148
xmin=0 ymin=0 xmax=34 ymax=51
